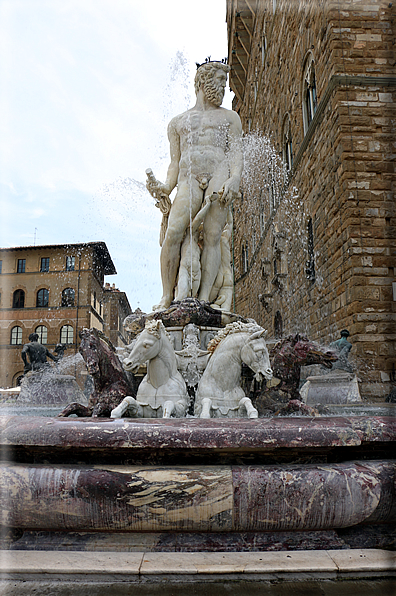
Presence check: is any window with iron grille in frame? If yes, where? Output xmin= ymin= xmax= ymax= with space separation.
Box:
xmin=305 ymin=217 xmax=316 ymax=282
xmin=282 ymin=114 xmax=293 ymax=172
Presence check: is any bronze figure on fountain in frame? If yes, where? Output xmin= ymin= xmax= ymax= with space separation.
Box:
xmin=21 ymin=333 xmax=58 ymax=375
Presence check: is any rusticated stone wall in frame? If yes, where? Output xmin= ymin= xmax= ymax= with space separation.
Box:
xmin=227 ymin=0 xmax=395 ymax=398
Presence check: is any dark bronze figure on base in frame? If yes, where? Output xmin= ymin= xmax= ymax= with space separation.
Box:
xmin=21 ymin=333 xmax=58 ymax=374
xmin=330 ymin=329 xmax=353 ymax=372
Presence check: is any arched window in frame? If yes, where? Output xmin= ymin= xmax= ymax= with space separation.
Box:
xmin=60 ymin=325 xmax=74 ymax=344
xmin=302 ymin=54 xmax=317 ymax=134
xmin=10 ymin=326 xmax=23 ymax=345
xmin=12 ymin=289 xmax=25 ymax=308
xmin=36 ymin=288 xmax=49 ymax=307
xmin=274 ymin=311 xmax=283 ymax=339
xmin=282 ymin=114 xmax=293 ymax=172
xmin=62 ymin=288 xmax=75 ymax=307
xmin=35 ymin=325 xmax=48 ymax=344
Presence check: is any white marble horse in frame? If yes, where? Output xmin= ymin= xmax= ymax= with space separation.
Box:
xmin=194 ymin=322 xmax=273 ymax=418
xmin=111 ymin=320 xmax=188 ymax=419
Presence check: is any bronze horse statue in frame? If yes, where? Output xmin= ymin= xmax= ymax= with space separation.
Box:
xmin=253 ymin=334 xmax=338 ymax=415
xmin=270 ymin=334 xmax=338 ymax=398
xmin=58 ymin=328 xmax=136 ymax=417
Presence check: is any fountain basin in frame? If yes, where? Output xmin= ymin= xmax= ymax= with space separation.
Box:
xmin=1 ymin=415 xmax=395 ymax=552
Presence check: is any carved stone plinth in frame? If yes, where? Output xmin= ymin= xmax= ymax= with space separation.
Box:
xmin=300 ymin=371 xmax=362 ymax=405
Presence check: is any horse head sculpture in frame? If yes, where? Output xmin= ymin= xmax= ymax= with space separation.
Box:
xmin=79 ymin=328 xmax=118 ymax=379
xmin=113 ymin=320 xmax=188 ymax=419
xmin=240 ymin=328 xmax=273 ymax=383
xmin=195 ymin=322 xmax=272 ymax=419
xmin=270 ymin=333 xmax=338 ymax=398
xmin=123 ymin=320 xmax=166 ymax=378
xmin=58 ymin=328 xmax=136 ymax=418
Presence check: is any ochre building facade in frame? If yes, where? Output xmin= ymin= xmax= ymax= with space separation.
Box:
xmin=0 ymin=242 xmax=131 ymax=388
xmin=227 ymin=0 xmax=395 ymax=397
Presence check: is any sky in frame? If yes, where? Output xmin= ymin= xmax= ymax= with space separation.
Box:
xmin=0 ymin=0 xmax=234 ymax=312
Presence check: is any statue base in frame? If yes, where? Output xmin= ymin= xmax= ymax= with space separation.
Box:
xmin=300 ymin=370 xmax=361 ymax=405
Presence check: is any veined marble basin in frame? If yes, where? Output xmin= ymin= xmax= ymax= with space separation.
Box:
xmin=1 ymin=415 xmax=395 ymax=552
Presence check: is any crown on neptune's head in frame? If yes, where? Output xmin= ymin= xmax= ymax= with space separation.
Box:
xmin=196 ymin=57 xmax=228 ymax=69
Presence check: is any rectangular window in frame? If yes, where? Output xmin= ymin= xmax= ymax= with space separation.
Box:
xmin=0 ymin=260 xmax=2 ymax=274
xmin=66 ymin=256 xmax=75 ymax=271
xmin=305 ymin=217 xmax=316 ymax=282
xmin=40 ymin=257 xmax=50 ymax=272
xmin=17 ymin=259 xmax=26 ymax=273
xmin=260 ymin=212 xmax=265 ymax=235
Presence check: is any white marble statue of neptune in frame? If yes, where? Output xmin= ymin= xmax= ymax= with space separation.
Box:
xmin=146 ymin=60 xmax=243 ymax=311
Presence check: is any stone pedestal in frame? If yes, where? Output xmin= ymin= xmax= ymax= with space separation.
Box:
xmin=300 ymin=371 xmax=361 ymax=405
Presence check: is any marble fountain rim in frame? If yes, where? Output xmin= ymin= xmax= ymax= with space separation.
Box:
xmin=1 ymin=415 xmax=395 ymax=452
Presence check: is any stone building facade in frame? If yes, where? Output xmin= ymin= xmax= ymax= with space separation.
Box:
xmin=0 ymin=242 xmax=131 ymax=388
xmin=103 ymin=282 xmax=132 ymax=349
xmin=227 ymin=0 xmax=395 ymax=397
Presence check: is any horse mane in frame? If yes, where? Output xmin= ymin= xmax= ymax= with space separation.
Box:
xmin=275 ymin=333 xmax=308 ymax=348
xmin=80 ymin=327 xmax=116 ymax=353
xmin=207 ymin=321 xmax=264 ymax=353
xmin=144 ymin=320 xmax=172 ymax=342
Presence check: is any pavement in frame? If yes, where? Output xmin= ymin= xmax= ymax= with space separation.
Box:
xmin=0 ymin=548 xmax=395 ymax=595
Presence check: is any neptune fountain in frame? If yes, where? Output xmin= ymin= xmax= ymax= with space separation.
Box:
xmin=61 ymin=59 xmax=274 ymax=421
xmin=1 ymin=60 xmax=395 ymax=565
